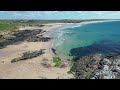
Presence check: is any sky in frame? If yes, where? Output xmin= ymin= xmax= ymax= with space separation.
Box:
xmin=0 ymin=11 xmax=120 ymax=20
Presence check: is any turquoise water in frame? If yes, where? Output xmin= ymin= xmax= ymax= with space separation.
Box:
xmin=52 ymin=21 xmax=120 ymax=58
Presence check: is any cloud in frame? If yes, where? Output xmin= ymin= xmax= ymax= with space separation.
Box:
xmin=0 ymin=11 xmax=120 ymax=19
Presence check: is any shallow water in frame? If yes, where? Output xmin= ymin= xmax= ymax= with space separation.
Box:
xmin=52 ymin=21 xmax=120 ymax=58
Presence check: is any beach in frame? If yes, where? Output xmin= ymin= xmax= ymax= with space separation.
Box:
xmin=0 ymin=23 xmax=74 ymax=79
xmin=0 ymin=20 xmax=119 ymax=79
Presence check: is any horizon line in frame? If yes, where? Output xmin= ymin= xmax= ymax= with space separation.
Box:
xmin=0 ymin=19 xmax=119 ymax=20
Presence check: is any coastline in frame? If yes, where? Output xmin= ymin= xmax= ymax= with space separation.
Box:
xmin=48 ymin=20 xmax=120 ymax=59
xmin=0 ymin=23 xmax=74 ymax=79
xmin=0 ymin=19 xmax=119 ymax=79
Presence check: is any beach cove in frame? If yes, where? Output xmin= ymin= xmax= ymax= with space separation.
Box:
xmin=51 ymin=20 xmax=120 ymax=59
xmin=0 ymin=19 xmax=120 ymax=79
xmin=0 ymin=23 xmax=75 ymax=79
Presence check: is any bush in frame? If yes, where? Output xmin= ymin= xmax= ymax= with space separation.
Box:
xmin=53 ymin=57 xmax=62 ymax=67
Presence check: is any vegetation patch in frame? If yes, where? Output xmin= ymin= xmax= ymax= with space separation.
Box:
xmin=52 ymin=57 xmax=62 ymax=67
xmin=0 ymin=21 xmax=18 ymax=32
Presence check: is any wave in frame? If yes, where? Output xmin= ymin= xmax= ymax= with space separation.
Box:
xmin=52 ymin=22 xmax=95 ymax=49
xmin=55 ymin=31 xmax=65 ymax=47
xmin=52 ymin=23 xmax=84 ymax=48
xmin=55 ymin=23 xmax=82 ymax=31
xmin=55 ymin=38 xmax=65 ymax=47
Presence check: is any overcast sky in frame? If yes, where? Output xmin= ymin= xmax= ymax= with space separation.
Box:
xmin=0 ymin=11 xmax=120 ymax=20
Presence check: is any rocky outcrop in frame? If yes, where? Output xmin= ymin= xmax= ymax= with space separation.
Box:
xmin=74 ymin=54 xmax=102 ymax=79
xmin=93 ymin=54 xmax=120 ymax=79
xmin=51 ymin=48 xmax=56 ymax=54
xmin=73 ymin=53 xmax=120 ymax=79
xmin=0 ymin=29 xmax=51 ymax=48
xmin=11 ymin=49 xmax=45 ymax=63
xmin=27 ymin=36 xmax=51 ymax=42
xmin=60 ymin=63 xmax=68 ymax=68
xmin=34 ymin=24 xmax=45 ymax=27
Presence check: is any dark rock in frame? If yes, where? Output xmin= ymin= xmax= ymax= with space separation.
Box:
xmin=118 ymin=64 xmax=120 ymax=67
xmin=98 ymin=64 xmax=104 ymax=69
xmin=41 ymin=62 xmax=52 ymax=68
xmin=72 ymin=53 xmax=120 ymax=79
xmin=60 ymin=63 xmax=68 ymax=68
xmin=27 ymin=37 xmax=51 ymax=42
xmin=99 ymin=58 xmax=112 ymax=68
xmin=51 ymin=48 xmax=56 ymax=54
xmin=73 ymin=54 xmax=102 ymax=79
xmin=0 ymin=29 xmax=51 ymax=49
xmin=42 ymin=58 xmax=49 ymax=62
xmin=1 ymin=61 xmax=4 ymax=63
xmin=0 ymin=34 xmax=3 ymax=38
xmin=72 ymin=56 xmax=80 ymax=61
xmin=112 ymin=66 xmax=120 ymax=73
xmin=35 ymin=24 xmax=45 ymax=27
xmin=11 ymin=49 xmax=45 ymax=63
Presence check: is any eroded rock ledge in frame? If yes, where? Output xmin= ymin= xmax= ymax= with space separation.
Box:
xmin=0 ymin=29 xmax=51 ymax=49
xmin=73 ymin=53 xmax=120 ymax=79
xmin=11 ymin=49 xmax=45 ymax=63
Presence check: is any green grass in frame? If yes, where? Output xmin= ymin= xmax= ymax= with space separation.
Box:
xmin=52 ymin=57 xmax=62 ymax=67
xmin=0 ymin=20 xmax=18 ymax=32
xmin=0 ymin=24 xmax=17 ymax=31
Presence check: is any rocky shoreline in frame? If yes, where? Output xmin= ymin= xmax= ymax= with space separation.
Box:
xmin=72 ymin=53 xmax=120 ymax=79
xmin=0 ymin=29 xmax=52 ymax=49
xmin=11 ymin=49 xmax=45 ymax=63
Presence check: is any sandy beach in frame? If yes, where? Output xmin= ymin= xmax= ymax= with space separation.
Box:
xmin=0 ymin=23 xmax=74 ymax=79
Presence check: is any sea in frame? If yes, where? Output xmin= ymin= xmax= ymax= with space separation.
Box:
xmin=51 ymin=21 xmax=120 ymax=59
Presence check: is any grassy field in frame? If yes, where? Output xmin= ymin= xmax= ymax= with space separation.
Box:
xmin=0 ymin=20 xmax=18 ymax=33
xmin=0 ymin=23 xmax=17 ymax=31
